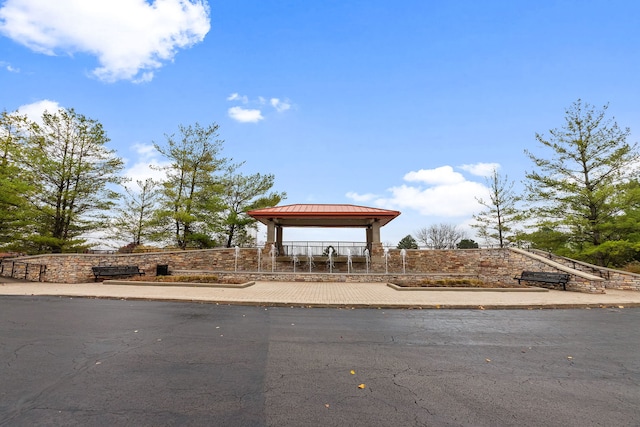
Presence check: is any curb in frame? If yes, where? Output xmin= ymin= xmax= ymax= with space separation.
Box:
xmin=386 ymin=283 xmax=549 ymax=292
xmin=9 ymin=293 xmax=640 ymax=310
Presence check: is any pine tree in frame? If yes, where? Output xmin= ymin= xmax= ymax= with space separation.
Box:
xmin=472 ymin=169 xmax=521 ymax=248
xmin=17 ymin=108 xmax=123 ymax=253
xmin=397 ymin=235 xmax=418 ymax=249
xmin=110 ymin=178 xmax=160 ymax=247
xmin=152 ymin=122 xmax=231 ymax=249
xmin=525 ymin=99 xmax=639 ymax=265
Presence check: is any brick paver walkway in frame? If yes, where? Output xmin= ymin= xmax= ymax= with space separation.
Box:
xmin=2 ymin=279 xmax=640 ymax=308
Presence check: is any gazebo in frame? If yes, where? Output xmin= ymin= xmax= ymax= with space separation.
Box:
xmin=246 ymin=204 xmax=400 ymax=255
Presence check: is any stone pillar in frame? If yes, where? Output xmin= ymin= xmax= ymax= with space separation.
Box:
xmin=276 ymin=226 xmax=284 ymax=255
xmin=264 ymin=221 xmax=279 ymax=258
xmin=266 ymin=220 xmax=275 ymax=243
xmin=371 ymin=221 xmax=381 ymax=243
xmin=370 ymin=242 xmax=384 ymax=257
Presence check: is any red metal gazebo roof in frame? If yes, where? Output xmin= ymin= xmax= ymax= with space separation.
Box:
xmin=247 ymin=204 xmax=400 ymax=228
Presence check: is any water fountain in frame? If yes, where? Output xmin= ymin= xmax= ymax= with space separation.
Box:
xmin=384 ymin=247 xmax=390 ymax=274
xmin=327 ymin=246 xmax=334 ymax=273
xmin=307 ymin=246 xmax=314 ymax=272
xmin=256 ymin=247 xmax=262 ymax=272
xmin=212 ymin=242 xmax=400 ymax=280
xmin=269 ymin=244 xmax=277 ymax=272
xmin=364 ymin=248 xmax=370 ymax=274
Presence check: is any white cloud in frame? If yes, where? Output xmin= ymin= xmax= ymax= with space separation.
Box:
xmin=404 ymin=166 xmax=465 ymax=185
xmin=345 ymin=191 xmax=378 ymax=202
xmin=123 ymin=143 xmax=169 ymax=188
xmin=228 ymin=106 xmax=264 ymax=123
xmin=352 ymin=165 xmax=491 ymax=218
xmin=0 ymin=0 xmax=210 ymax=83
xmin=459 ymin=162 xmax=500 ymax=177
xmin=1 ymin=61 xmax=20 ymax=73
xmin=17 ymin=99 xmax=61 ymax=123
xmin=376 ymin=181 xmax=489 ymax=217
xmin=226 ymin=93 xmax=292 ymax=123
xmin=270 ymin=98 xmax=291 ymax=113
xmin=227 ymin=93 xmax=248 ymax=103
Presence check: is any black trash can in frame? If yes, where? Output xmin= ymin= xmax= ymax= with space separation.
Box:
xmin=156 ymin=264 xmax=169 ymax=276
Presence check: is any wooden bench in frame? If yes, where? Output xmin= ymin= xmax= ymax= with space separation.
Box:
xmin=92 ymin=266 xmax=145 ymax=281
xmin=514 ymin=271 xmax=570 ymax=291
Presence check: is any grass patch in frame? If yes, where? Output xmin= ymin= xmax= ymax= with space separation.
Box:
xmin=622 ymin=261 xmax=640 ymax=274
xmin=393 ymin=278 xmax=527 ymax=288
xmin=127 ymin=275 xmax=246 ymax=284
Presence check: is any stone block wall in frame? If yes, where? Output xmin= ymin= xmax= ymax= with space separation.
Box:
xmin=602 ymin=270 xmax=640 ymax=291
xmin=0 ymin=247 xmax=623 ymax=293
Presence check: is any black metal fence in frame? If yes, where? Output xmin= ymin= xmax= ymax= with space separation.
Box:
xmin=277 ymin=241 xmax=370 ymax=257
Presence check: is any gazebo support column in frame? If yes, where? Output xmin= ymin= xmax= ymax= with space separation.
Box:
xmin=371 ymin=221 xmax=381 ymax=244
xmin=368 ymin=221 xmax=385 ymax=264
xmin=276 ymin=226 xmax=283 ymax=254
xmin=264 ymin=221 xmax=281 ymax=256
xmin=370 ymin=242 xmax=384 ymax=258
xmin=266 ymin=221 xmax=276 ymax=243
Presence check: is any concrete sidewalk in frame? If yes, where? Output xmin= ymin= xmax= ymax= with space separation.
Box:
xmin=2 ymin=278 xmax=640 ymax=309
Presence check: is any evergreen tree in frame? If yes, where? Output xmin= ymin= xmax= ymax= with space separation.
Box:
xmin=22 ymin=108 xmax=124 ymax=253
xmin=397 ymin=235 xmax=418 ymax=249
xmin=152 ymin=122 xmax=231 ymax=249
xmin=0 ymin=111 xmax=36 ymax=250
xmin=472 ymin=169 xmax=521 ymax=248
xmin=524 ymin=99 xmax=639 ymax=265
xmin=110 ymin=178 xmax=160 ymax=247
xmin=457 ymin=239 xmax=479 ymax=249
xmin=214 ymin=172 xmax=286 ymax=248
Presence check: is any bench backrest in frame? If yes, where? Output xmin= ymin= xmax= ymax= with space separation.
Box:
xmin=92 ymin=266 xmax=140 ymax=274
xmin=521 ymin=271 xmax=569 ymax=281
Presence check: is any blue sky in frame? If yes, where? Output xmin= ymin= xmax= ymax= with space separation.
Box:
xmin=1 ymin=0 xmax=639 ymax=246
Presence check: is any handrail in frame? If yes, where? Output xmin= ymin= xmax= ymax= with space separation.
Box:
xmin=279 ymin=241 xmax=369 ymax=257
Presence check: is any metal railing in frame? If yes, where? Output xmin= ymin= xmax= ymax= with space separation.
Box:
xmin=278 ymin=241 xmax=370 ymax=257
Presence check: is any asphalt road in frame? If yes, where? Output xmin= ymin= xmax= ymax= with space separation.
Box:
xmin=0 ymin=296 xmax=638 ymax=426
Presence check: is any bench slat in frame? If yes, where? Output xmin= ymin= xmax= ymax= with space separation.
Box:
xmin=513 ymin=271 xmax=569 ymax=290
xmin=92 ymin=266 xmax=145 ymax=281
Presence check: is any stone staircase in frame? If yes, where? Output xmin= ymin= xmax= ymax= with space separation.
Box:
xmin=520 ymin=248 xmax=640 ymax=291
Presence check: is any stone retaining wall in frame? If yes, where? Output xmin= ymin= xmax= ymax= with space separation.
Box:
xmin=0 ymin=247 xmax=619 ymax=293
xmin=600 ymin=269 xmax=640 ymax=291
